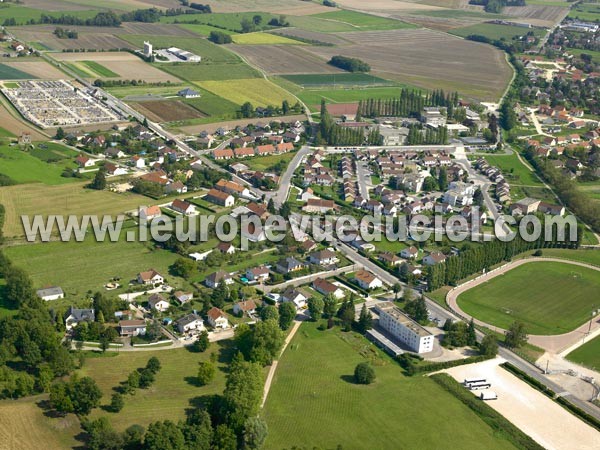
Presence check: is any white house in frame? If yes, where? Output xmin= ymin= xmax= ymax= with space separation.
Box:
xmin=176 ymin=313 xmax=204 ymax=333
xmin=308 ymin=249 xmax=338 ymax=266
xmin=207 ymin=307 xmax=229 ymax=329
xmin=282 ymin=287 xmax=308 ymax=309
xmin=64 ymin=307 xmax=95 ymax=331
xmin=37 ymin=286 xmax=64 ymax=301
xmin=170 ymin=199 xmax=196 ymax=216
xmin=205 ymin=271 xmax=234 ymax=289
xmin=312 ymin=278 xmax=345 ymax=299
xmin=423 ymin=252 xmax=447 ymax=266
xmin=233 ymin=300 xmax=257 ymax=316
xmin=137 ymin=269 xmax=164 ymax=285
xmin=173 ymin=291 xmax=194 ymax=305
xmin=148 ymin=293 xmax=170 ymax=312
xmin=245 ymin=266 xmax=270 ymax=282
xmin=353 ymin=270 xmax=383 ymax=290
xmin=139 ymin=205 xmax=162 ymax=221
xmin=119 ymin=320 xmax=147 ymax=337
xmin=400 ymin=246 xmax=419 ymax=259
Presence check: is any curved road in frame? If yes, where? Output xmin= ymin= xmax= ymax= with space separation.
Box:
xmin=446 ymin=257 xmax=600 ymax=354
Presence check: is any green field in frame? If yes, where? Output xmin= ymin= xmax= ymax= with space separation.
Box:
xmin=78 ymin=344 xmax=233 ymax=431
xmin=0 ymin=63 xmax=34 ymax=80
xmin=408 ymin=9 xmax=507 ymax=19
xmin=120 ymin=35 xmax=240 ymax=64
xmin=529 ymin=248 xmax=600 ymax=267
xmin=262 ymin=322 xmax=518 ymax=450
xmin=178 ymin=23 xmax=236 ymax=37
xmin=568 ymin=1 xmax=600 ymax=20
xmin=161 ymin=11 xmax=280 ymax=32
xmin=4 ymin=230 xmax=185 ymax=298
xmin=82 ymin=60 xmax=119 ymax=78
xmin=484 ymin=153 xmax=543 ymax=186
xmin=183 ymin=90 xmax=241 ymax=121
xmin=0 ymin=127 xmax=15 ymax=138
xmin=232 ymin=32 xmax=304 ymax=45
xmin=451 ymin=23 xmax=544 ymax=41
xmin=0 ymin=143 xmax=82 ymax=185
xmin=566 ymin=334 xmax=600 ymax=370
xmin=240 ymin=152 xmax=297 ymax=174
xmin=282 ymin=73 xmax=395 ymax=87
xmin=196 ymin=78 xmax=297 ymax=108
xmin=107 ymin=85 xmax=185 ymax=99
xmin=0 ymin=4 xmax=100 ymax=25
xmin=159 ymin=62 xmax=260 ymax=81
xmin=312 ymin=10 xmax=416 ymax=31
xmin=457 ymin=261 xmax=600 ymax=335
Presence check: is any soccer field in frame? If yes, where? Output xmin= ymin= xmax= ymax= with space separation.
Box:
xmin=262 ymin=323 xmax=518 ymax=450
xmin=457 ymin=262 xmax=600 ymax=335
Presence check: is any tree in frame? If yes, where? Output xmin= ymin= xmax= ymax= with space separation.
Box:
xmin=392 ymin=283 xmax=402 ymax=300
xmin=438 ymin=166 xmax=448 ymax=191
xmin=71 ymin=376 xmax=102 ymax=415
xmin=83 ymin=417 xmax=124 ymax=450
xmin=144 ymin=420 xmax=186 ymax=450
xmin=243 ymin=417 xmax=268 ymax=449
xmin=49 ymin=382 xmax=74 ymax=414
xmin=241 ymin=101 xmax=254 ymax=118
xmin=235 ymin=320 xmax=284 ymax=366
xmin=307 ymin=296 xmax=324 ymax=321
xmin=191 ymin=330 xmax=210 ymax=353
xmin=139 ymin=368 xmax=155 ymax=388
xmin=55 ymin=127 xmax=65 ymax=139
xmin=125 ymin=370 xmax=140 ymax=394
xmin=356 ymin=304 xmax=373 ymax=333
xmin=323 ymin=294 xmax=337 ymax=319
xmin=260 ymin=305 xmax=279 ymax=322
xmin=278 ymin=302 xmax=296 ymax=330
xmin=146 ymin=356 xmax=161 ymax=374
xmin=479 ymin=334 xmax=498 ymax=357
xmin=405 ymin=297 xmax=428 ymax=323
xmin=213 ymin=424 xmax=237 ymax=450
xmin=467 ymin=318 xmax=477 ymax=346
xmin=90 ymin=168 xmax=107 ymax=190
xmin=505 ymin=321 xmax=528 ymax=348
xmin=170 ymin=257 xmax=196 ymax=279
xmin=197 ymin=361 xmax=215 ymax=386
xmin=183 ymin=409 xmax=212 ymax=450
xmin=4 ymin=267 xmax=36 ymax=307
xmin=110 ymin=392 xmax=124 ymax=412
xmin=337 ymin=298 xmax=355 ymax=331
xmin=223 ymin=358 xmax=263 ymax=430
xmin=252 ymin=14 xmax=262 ymax=25
xmin=354 ymin=362 xmax=375 ymax=385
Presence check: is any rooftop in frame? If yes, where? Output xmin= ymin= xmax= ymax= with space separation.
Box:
xmin=377 ymin=302 xmax=432 ymax=338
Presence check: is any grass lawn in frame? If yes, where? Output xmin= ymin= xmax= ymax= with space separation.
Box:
xmin=178 ymin=23 xmax=236 ymax=36
xmin=78 ymin=343 xmax=233 ymax=431
xmin=4 ymin=230 xmax=186 ymax=298
xmin=195 ymin=78 xmax=297 ymax=108
xmin=372 ymin=236 xmax=409 ymax=254
xmin=527 ymin=248 xmax=600 ymax=267
xmin=241 ymin=152 xmax=297 ymax=174
xmin=161 ymin=11 xmax=280 ymax=32
xmin=450 ymin=23 xmax=544 ymax=41
xmin=457 ymin=261 xmax=600 ymax=335
xmin=0 ymin=4 xmax=100 ymax=25
xmin=81 ymin=60 xmax=119 ymax=78
xmin=281 ymin=73 xmax=395 ymax=87
xmin=231 ymin=32 xmax=304 ymax=45
xmin=0 ymin=63 xmax=35 ymax=80
xmin=312 ymin=10 xmax=416 ymax=31
xmin=262 ymin=322 xmax=518 ymax=450
xmin=0 ymin=126 xmax=15 ymax=138
xmin=484 ymin=153 xmax=543 ymax=186
xmin=183 ymin=90 xmax=240 ymax=121
xmin=0 ymin=143 xmax=82 ymax=185
xmin=568 ymin=1 xmax=600 ymax=21
xmin=566 ymin=334 xmax=600 ymax=371
xmin=120 ymin=35 xmax=240 ymax=64
xmin=0 ymin=181 xmax=154 ymax=238
xmin=159 ymin=62 xmax=260 ymax=81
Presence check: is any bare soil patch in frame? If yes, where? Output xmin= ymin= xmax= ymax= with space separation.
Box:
xmin=503 ymin=5 xmax=569 ymax=27
xmin=228 ymin=44 xmax=343 ymax=74
xmin=10 ymin=27 xmax=132 ymax=51
xmin=304 ymin=28 xmax=512 ymax=100
xmin=0 ymin=101 xmax=48 ymax=141
xmin=131 ymin=100 xmax=205 ymax=122
xmin=268 ymin=27 xmax=351 ymax=45
xmin=332 ymin=0 xmax=444 ymax=11
xmin=1 ymin=61 xmax=65 ymax=80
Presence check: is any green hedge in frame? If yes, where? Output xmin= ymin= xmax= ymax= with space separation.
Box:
xmin=398 ymin=353 xmax=492 ymax=376
xmin=430 ymin=373 xmax=544 ymax=450
xmin=556 ymin=396 xmax=600 ymax=432
xmin=500 ymin=362 xmax=556 ymax=398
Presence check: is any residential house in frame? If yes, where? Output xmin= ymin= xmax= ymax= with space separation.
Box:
xmin=217 ymin=242 xmax=236 ymax=254
xmin=281 ymin=287 xmax=308 ymax=309
xmin=207 ymin=307 xmax=229 ymax=329
xmin=205 ymin=271 xmax=234 ymax=289
xmin=139 ymin=205 xmax=162 ymax=221
xmin=308 ymin=249 xmax=338 ymax=266
xmin=302 ymin=198 xmax=335 ymax=214
xmin=37 ymin=286 xmax=64 ymax=301
xmin=216 ymin=179 xmax=250 ymax=198
xmin=233 ymin=300 xmax=257 ymax=317
xmin=148 ymin=293 xmax=170 ymax=312
xmin=137 ymin=269 xmax=164 ymax=285
xmin=212 ymin=148 xmax=234 ymax=160
xmin=353 ymin=270 xmax=383 ymax=290
xmin=245 ymin=266 xmax=270 ymax=282
xmin=423 ymin=252 xmax=447 ymax=266
xmin=173 ymin=291 xmax=194 ymax=305
xmin=170 ymin=199 xmax=196 ymax=215
xmin=176 ymin=313 xmax=204 ymax=333
xmin=64 ymin=307 xmax=95 ymax=331
xmin=276 ymin=257 xmax=304 ymax=274
xmin=75 ymin=155 xmax=94 ymax=168
xmin=119 ymin=320 xmax=147 ymax=337
xmin=165 ymin=181 xmax=187 ymax=195
xmin=312 ymin=278 xmax=345 ymax=300
xmin=379 ymin=252 xmax=402 ymax=266
xmin=205 ymin=188 xmax=234 ymax=207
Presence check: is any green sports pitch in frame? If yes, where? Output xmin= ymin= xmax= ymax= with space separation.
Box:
xmin=457 ymin=261 xmax=600 ymax=335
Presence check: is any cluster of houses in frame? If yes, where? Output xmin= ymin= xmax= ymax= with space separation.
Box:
xmin=474 ymin=157 xmax=512 ymax=204
xmin=302 ymin=150 xmax=335 ymax=187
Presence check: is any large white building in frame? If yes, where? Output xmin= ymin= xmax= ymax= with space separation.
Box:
xmin=376 ymin=302 xmax=434 ymax=354
xmin=442 ymin=181 xmax=475 ymax=207
xmin=144 ymin=41 xmax=153 ymax=58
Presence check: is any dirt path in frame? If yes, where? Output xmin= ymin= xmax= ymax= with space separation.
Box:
xmin=446 ymin=257 xmax=600 ymax=354
xmin=261 ymin=317 xmax=305 ymax=408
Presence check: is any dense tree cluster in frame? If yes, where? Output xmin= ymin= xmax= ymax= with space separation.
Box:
xmin=208 ymin=30 xmax=233 ymax=44
xmin=406 ymin=124 xmax=448 ymax=145
xmin=357 ymin=89 xmax=458 ymax=119
xmin=235 ymin=320 xmax=285 ymax=366
xmin=354 ymin=362 xmax=376 ymax=384
xmin=53 ymin=27 xmax=77 ymax=39
xmin=318 ymin=100 xmax=382 ymax=146
xmin=328 ymin=55 xmax=371 ymax=73
xmin=442 ymin=318 xmax=477 ymax=348
xmin=50 ymin=375 xmax=102 ymax=415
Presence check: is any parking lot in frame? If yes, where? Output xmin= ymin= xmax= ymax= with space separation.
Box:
xmin=443 ymin=358 xmax=600 ymax=450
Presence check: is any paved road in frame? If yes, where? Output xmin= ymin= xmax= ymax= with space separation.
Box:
xmin=355 ymin=159 xmax=371 ymax=201
xmin=446 ymin=257 xmax=600 ymax=353
xmin=265 ymin=145 xmax=311 ymax=207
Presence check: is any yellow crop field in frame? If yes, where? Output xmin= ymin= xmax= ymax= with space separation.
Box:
xmin=196 ymin=78 xmax=297 ymax=107
xmin=231 ymin=32 xmax=304 ymax=45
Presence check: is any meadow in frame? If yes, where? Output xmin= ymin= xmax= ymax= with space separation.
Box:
xmin=0 ymin=143 xmax=81 ymax=185
xmin=456 ymin=261 xmax=600 ymax=335
xmin=451 ymin=23 xmax=545 ymax=40
xmin=484 ymin=153 xmax=544 ymax=186
xmin=313 ymin=9 xmax=416 ymax=31
xmin=0 ymin=63 xmax=35 ymax=80
xmin=568 ymin=1 xmax=600 ymax=20
xmin=566 ymin=334 xmax=600 ymax=370
xmin=183 ymin=90 xmax=241 ymax=122
xmin=81 ymin=60 xmax=120 ymax=78
xmin=196 ymin=78 xmax=297 ymax=108
xmin=178 ymin=23 xmax=236 ymax=37
xmin=231 ymin=32 xmax=304 ymax=45
xmin=159 ymin=61 xmax=260 ymax=81
xmin=262 ymin=322 xmax=518 ymax=450
xmin=78 ymin=343 xmax=234 ymax=431
xmin=281 ymin=73 xmax=395 ymax=87
xmin=160 ymin=11 xmax=280 ymax=32
xmin=0 ymin=3 xmax=100 ymax=25
xmin=4 ymin=229 xmax=185 ymax=298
